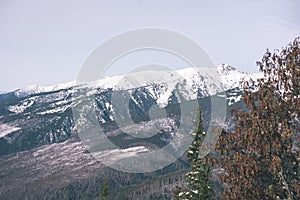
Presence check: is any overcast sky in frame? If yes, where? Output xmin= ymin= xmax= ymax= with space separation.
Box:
xmin=0 ymin=0 xmax=299 ymax=91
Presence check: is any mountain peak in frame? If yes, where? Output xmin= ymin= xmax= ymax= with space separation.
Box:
xmin=217 ymin=64 xmax=240 ymax=75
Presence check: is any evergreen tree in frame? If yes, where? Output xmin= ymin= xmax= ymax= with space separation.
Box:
xmin=215 ymin=38 xmax=300 ymax=199
xmin=174 ymin=108 xmax=214 ymax=200
xmin=99 ymin=179 xmax=109 ymax=200
xmin=173 ymin=183 xmax=182 ymax=200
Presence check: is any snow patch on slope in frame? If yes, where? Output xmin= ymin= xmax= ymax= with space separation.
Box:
xmin=228 ymin=95 xmax=242 ymax=106
xmin=0 ymin=124 xmax=21 ymax=138
xmin=37 ymin=106 xmax=70 ymax=115
xmin=8 ymin=99 xmax=34 ymax=114
xmin=91 ymin=146 xmax=150 ymax=165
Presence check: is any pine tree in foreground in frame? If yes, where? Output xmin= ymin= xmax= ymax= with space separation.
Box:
xmin=174 ymin=108 xmax=214 ymax=200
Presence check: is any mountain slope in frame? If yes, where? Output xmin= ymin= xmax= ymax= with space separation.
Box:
xmin=0 ymin=64 xmax=262 ymax=155
xmin=0 ymin=64 xmax=261 ymax=199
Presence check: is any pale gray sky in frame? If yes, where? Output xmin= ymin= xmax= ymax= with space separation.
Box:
xmin=0 ymin=0 xmax=299 ymax=91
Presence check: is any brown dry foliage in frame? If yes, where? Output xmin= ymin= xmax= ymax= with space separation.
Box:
xmin=214 ymin=38 xmax=300 ymax=200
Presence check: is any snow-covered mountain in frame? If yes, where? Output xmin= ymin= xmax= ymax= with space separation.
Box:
xmin=0 ymin=64 xmax=262 ymax=199
xmin=0 ymin=64 xmax=261 ymax=153
xmin=3 ymin=64 xmax=261 ymax=131
xmin=10 ymin=64 xmax=261 ymax=106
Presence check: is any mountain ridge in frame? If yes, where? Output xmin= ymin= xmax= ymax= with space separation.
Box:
xmin=6 ymin=64 xmax=261 ymax=99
